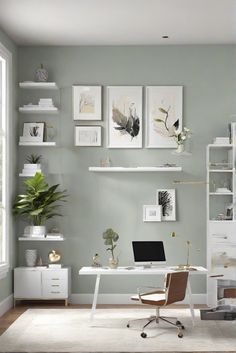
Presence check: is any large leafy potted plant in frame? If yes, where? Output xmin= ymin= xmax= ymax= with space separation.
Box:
xmin=13 ymin=172 xmax=67 ymax=237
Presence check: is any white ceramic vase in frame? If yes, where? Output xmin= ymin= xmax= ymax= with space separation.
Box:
xmin=25 ymin=249 xmax=37 ymax=267
xmin=29 ymin=225 xmax=46 ymax=236
xmin=35 ymin=64 xmax=48 ymax=82
xmin=176 ymin=144 xmax=184 ymax=153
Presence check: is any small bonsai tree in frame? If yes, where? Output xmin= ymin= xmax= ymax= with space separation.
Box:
xmin=26 ymin=153 xmax=42 ymax=164
xmin=12 ymin=172 xmax=67 ymax=226
xmin=102 ymin=228 xmax=119 ymax=260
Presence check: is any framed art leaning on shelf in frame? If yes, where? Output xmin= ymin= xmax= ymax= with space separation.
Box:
xmin=73 ymin=85 xmax=102 ymax=120
xmin=74 ymin=126 xmax=102 ymax=146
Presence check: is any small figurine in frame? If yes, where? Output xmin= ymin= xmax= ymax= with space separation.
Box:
xmin=92 ymin=253 xmax=101 ymax=267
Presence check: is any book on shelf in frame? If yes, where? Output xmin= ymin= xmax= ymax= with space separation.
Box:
xmin=48 ymin=263 xmax=62 ymax=268
xmin=46 ymin=233 xmax=63 ymax=239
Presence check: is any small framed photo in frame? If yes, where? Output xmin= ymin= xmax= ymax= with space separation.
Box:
xmin=156 ymin=189 xmax=176 ymax=221
xmin=74 ymin=126 xmax=102 ymax=146
xmin=23 ymin=122 xmax=45 ymax=142
xmin=143 ymin=205 xmax=162 ymax=222
xmin=73 ymin=85 xmax=102 ymax=120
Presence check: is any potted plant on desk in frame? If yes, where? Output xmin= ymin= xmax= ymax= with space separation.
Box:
xmin=103 ymin=228 xmax=119 ymax=269
xmin=12 ymin=172 xmax=67 ymax=237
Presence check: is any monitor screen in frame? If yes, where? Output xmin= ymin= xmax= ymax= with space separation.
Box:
xmin=132 ymin=241 xmax=166 ymax=266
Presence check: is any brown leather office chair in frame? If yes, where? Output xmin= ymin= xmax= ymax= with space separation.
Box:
xmin=127 ymin=271 xmax=189 ymax=338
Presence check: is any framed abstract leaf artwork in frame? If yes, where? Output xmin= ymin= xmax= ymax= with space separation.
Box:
xmin=146 ymin=86 xmax=183 ymax=148
xmin=156 ymin=189 xmax=176 ymax=221
xmin=107 ymin=86 xmax=142 ymax=148
xmin=73 ymin=85 xmax=102 ymax=120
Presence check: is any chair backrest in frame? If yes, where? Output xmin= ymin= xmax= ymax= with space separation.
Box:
xmin=165 ymin=271 xmax=189 ymax=305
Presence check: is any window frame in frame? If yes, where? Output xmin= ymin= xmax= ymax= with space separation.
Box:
xmin=0 ymin=42 xmax=11 ymax=279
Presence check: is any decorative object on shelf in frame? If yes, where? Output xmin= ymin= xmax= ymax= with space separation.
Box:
xmin=20 ymin=122 xmax=45 ymax=143
xmin=107 ymin=86 xmax=142 ymax=148
xmin=46 ymin=123 xmax=56 ymax=142
xmin=36 ymin=256 xmax=43 ymax=267
xmin=103 ymin=228 xmax=119 ymax=269
xmin=156 ymin=189 xmax=176 ymax=221
xmin=143 ymin=205 xmax=162 ymax=222
xmin=48 ymin=249 xmax=61 ymax=263
xmin=20 ymin=153 xmax=42 ymax=176
xmin=12 ymin=172 xmax=68 ymax=238
xmin=25 ymin=249 xmax=37 ymax=267
xmin=146 ymin=86 xmax=183 ymax=148
xmin=73 ymin=85 xmax=102 ymax=120
xmin=35 ymin=63 xmax=48 ymax=82
xmin=213 ymin=137 xmax=230 ymax=145
xmin=173 ymin=127 xmax=192 ymax=153
xmin=92 ymin=253 xmax=102 ymax=267
xmin=100 ymin=157 xmax=111 ymax=167
xmin=74 ymin=126 xmax=101 ymax=146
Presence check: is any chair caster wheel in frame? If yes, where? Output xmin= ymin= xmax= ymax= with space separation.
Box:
xmin=176 ymin=320 xmax=181 ymax=325
xmin=181 ymin=325 xmax=185 ymax=330
xmin=127 ymin=324 xmax=130 ymax=328
xmin=178 ymin=333 xmax=183 ymax=338
xmin=141 ymin=332 xmax=147 ymax=338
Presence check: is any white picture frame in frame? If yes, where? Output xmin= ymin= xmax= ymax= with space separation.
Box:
xmin=146 ymin=86 xmax=183 ymax=148
xmin=107 ymin=86 xmax=143 ymax=148
xmin=74 ymin=126 xmax=101 ymax=146
xmin=73 ymin=85 xmax=102 ymax=120
xmin=143 ymin=205 xmax=162 ymax=222
xmin=156 ymin=189 xmax=176 ymax=221
xmin=22 ymin=122 xmax=45 ymax=142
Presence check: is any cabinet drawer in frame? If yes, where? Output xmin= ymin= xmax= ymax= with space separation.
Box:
xmin=42 ymin=270 xmax=67 ymax=281
xmin=42 ymin=284 xmax=68 ymax=298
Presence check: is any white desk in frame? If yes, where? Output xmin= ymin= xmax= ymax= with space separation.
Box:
xmin=79 ymin=266 xmax=207 ymax=323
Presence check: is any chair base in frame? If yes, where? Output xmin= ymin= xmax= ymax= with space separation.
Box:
xmin=127 ymin=309 xmax=185 ymax=338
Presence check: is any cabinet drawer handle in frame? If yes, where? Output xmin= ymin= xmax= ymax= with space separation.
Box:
xmin=52 ymin=284 xmax=60 ymax=287
xmin=51 ymin=278 xmax=60 ymax=280
xmin=51 ymin=291 xmax=60 ymax=294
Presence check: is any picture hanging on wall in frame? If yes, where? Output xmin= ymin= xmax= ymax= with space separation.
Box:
xmin=156 ymin=189 xmax=176 ymax=221
xmin=143 ymin=205 xmax=162 ymax=222
xmin=74 ymin=126 xmax=101 ymax=146
xmin=146 ymin=86 xmax=183 ymax=148
xmin=107 ymin=86 xmax=142 ymax=148
xmin=73 ymin=85 xmax=102 ymax=120
xmin=22 ymin=122 xmax=45 ymax=142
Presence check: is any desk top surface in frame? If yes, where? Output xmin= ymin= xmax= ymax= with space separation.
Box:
xmin=79 ymin=266 xmax=207 ymax=275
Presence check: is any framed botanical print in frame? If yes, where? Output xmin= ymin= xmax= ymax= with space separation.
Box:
xmin=73 ymin=85 xmax=102 ymax=120
xmin=74 ymin=126 xmax=101 ymax=146
xmin=146 ymin=86 xmax=183 ymax=148
xmin=22 ymin=122 xmax=45 ymax=142
xmin=107 ymin=86 xmax=142 ymax=148
xmin=156 ymin=189 xmax=176 ymax=221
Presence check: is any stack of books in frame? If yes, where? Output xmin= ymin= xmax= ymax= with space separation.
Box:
xmin=20 ymin=163 xmax=42 ymax=176
xmin=213 ymin=137 xmax=230 ymax=144
xmin=38 ymin=98 xmax=54 ymax=108
xmin=46 ymin=233 xmax=64 ymax=240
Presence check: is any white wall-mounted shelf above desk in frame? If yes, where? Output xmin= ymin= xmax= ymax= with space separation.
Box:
xmin=89 ymin=166 xmax=182 ymax=172
xmin=19 ymin=142 xmax=56 ymax=146
xmin=19 ymin=82 xmax=58 ymax=89
xmin=18 ymin=236 xmax=64 ymax=241
xmin=19 ymin=107 xmax=58 ymax=114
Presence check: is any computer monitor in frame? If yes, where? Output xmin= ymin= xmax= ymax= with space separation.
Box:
xmin=132 ymin=241 xmax=166 ymax=267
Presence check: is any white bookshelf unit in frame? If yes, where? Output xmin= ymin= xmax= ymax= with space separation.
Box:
xmin=207 ymin=123 xmax=236 ymax=307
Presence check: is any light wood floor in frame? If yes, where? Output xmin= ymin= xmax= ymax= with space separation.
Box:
xmin=0 ymin=301 xmax=206 ymax=336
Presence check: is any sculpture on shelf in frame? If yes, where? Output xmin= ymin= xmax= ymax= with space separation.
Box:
xmin=48 ymin=250 xmax=61 ymax=263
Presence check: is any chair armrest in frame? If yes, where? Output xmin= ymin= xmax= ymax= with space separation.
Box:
xmin=137 ymin=286 xmax=165 ymax=296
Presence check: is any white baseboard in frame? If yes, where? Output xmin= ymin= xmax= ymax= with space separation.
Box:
xmin=70 ymin=293 xmax=206 ymax=305
xmin=0 ymin=294 xmax=13 ymax=317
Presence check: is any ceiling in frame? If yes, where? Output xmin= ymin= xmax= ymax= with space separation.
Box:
xmin=0 ymin=0 xmax=235 ymax=46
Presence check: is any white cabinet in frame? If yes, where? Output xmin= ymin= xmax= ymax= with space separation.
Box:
xmin=14 ymin=267 xmax=71 ymax=306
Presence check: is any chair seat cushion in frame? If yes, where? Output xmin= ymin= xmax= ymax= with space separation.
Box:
xmin=131 ymin=292 xmax=166 ymax=305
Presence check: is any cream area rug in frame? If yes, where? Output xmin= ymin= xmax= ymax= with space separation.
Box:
xmin=0 ymin=308 xmax=236 ymax=352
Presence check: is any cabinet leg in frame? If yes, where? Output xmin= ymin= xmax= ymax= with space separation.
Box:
xmin=65 ymin=299 xmax=68 ymax=307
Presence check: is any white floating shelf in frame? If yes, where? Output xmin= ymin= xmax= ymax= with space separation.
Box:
xmin=208 ymin=144 xmax=232 ymax=148
xmin=18 ymin=236 xmax=64 ymax=241
xmin=19 ymin=173 xmax=37 ymax=177
xmin=208 ymin=169 xmax=234 ymax=173
xmin=19 ymin=82 xmax=58 ymax=89
xmin=19 ymin=142 xmax=56 ymax=146
xmin=19 ymin=107 xmax=58 ymax=114
xmin=89 ymin=166 xmax=182 ymax=172
xmin=209 ymin=192 xmax=233 ymax=195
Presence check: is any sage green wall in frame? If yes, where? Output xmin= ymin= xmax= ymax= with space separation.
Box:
xmin=17 ymin=45 xmax=236 ymax=295
xmin=0 ymin=27 xmax=17 ymax=303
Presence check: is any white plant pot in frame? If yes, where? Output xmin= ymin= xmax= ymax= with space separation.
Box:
xmin=24 ymin=163 xmax=41 ymax=169
xmin=29 ymin=225 xmax=46 ymax=236
xmin=25 ymin=249 xmax=37 ymax=267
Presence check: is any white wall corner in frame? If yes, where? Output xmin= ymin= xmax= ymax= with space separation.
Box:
xmin=0 ymin=294 xmax=13 ymax=317
xmin=70 ymin=293 xmax=207 ymax=305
